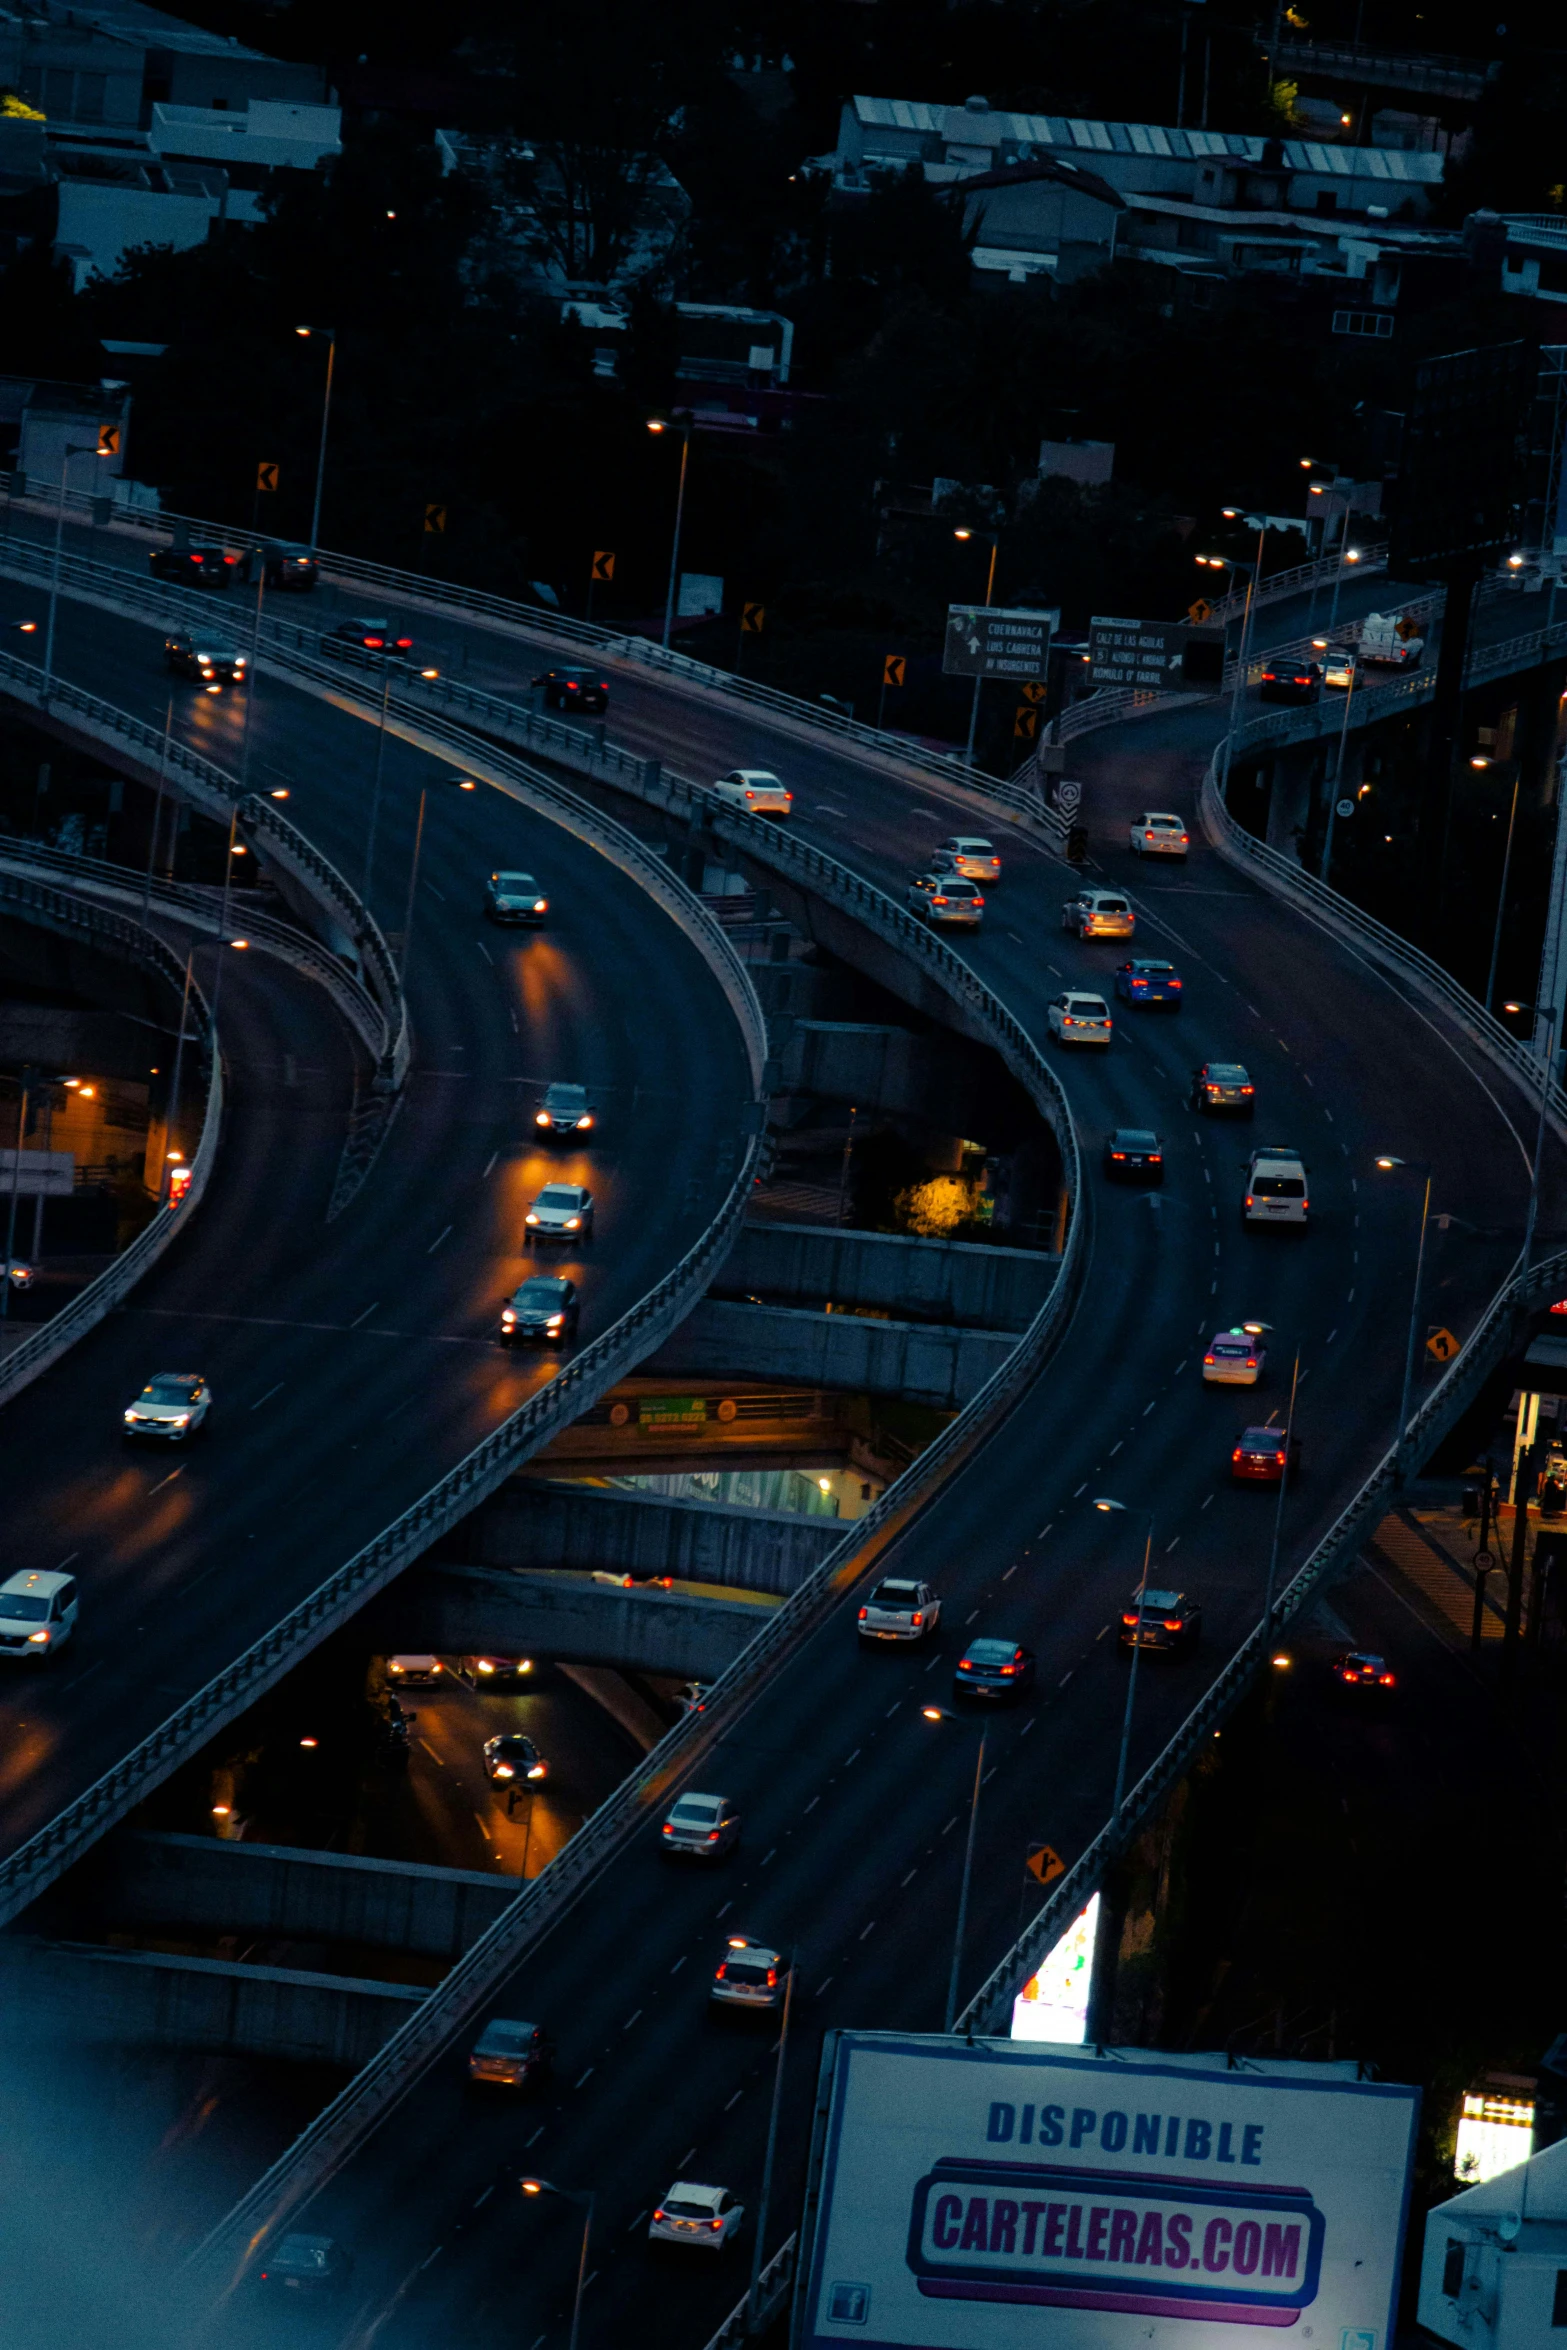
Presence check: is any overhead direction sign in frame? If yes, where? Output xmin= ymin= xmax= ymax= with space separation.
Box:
xmin=1089 ymin=616 xmax=1227 ymax=692
xmin=943 ymin=604 xmax=1059 ymax=681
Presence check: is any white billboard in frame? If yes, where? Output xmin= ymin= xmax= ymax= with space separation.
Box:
xmin=1009 ymin=1895 xmax=1098 ymax=2044
xmin=798 ymin=2036 xmax=1419 ymax=2350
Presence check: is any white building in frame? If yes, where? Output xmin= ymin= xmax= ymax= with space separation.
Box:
xmin=1419 ymin=2136 xmax=1567 ymax=2350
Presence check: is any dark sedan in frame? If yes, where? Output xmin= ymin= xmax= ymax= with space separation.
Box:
xmin=257 ymin=2235 xmax=352 ymax=2295
xmin=1118 ymin=1586 xmax=1202 ymax=1655
xmin=1332 ymin=1650 xmax=1396 ymax=1693
xmin=163 ymin=634 xmax=246 ymax=685
xmin=482 ymin=1732 xmax=547 ymax=1785
xmin=1191 ymin=1061 xmax=1255 ymax=1115
xmin=259 ymin=541 xmax=318 ymax=590
xmin=534 ymin=1082 xmax=595 ymax=1136
xmin=150 ymin=544 xmax=238 ymax=589
xmin=1258 ymin=659 xmax=1322 ymax=704
xmin=321 ymin=616 xmax=414 ymax=663
xmin=1103 ymin=1128 xmax=1164 ymax=1185
xmin=1231 ymin=1425 xmax=1302 ymax=1485
xmin=500 ymin=1275 xmax=579 ymax=1345
xmin=952 ymin=1637 xmax=1036 ymax=1702
xmin=534 ymin=664 xmax=610 ymax=712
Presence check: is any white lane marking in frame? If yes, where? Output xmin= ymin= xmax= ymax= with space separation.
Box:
xmin=924 ymin=1653 xmax=943 ymax=1671
xmin=628 ymin=2211 xmax=649 ymax=2233
xmin=575 ymin=2067 xmax=595 ymax=2088
xmin=482 ymin=1151 xmax=498 ymax=1179
xmin=762 ymin=1847 xmax=778 ymax=1866
xmin=475 ymin=2185 xmax=495 ymax=2209
xmin=148 ymin=1467 xmax=184 ymax=1496
xmin=54 ymin=1551 xmax=79 ymax=1571
xmin=1347 ymin=1286 xmax=1355 ymax=1300
xmin=425 ymin=882 xmax=446 ymax=902
xmin=1038 ymin=1521 xmax=1053 ymax=1537
xmin=510 ymin=1009 xmax=520 ymax=1034
xmin=427 ymin=1224 xmax=453 ymax=1253
xmin=474 ymin=1814 xmax=491 ymax=1841
xmin=845 ymin=1746 xmax=862 ymax=1764
xmin=249 ymin=1382 xmax=285 ymax=1410
xmin=670 ymin=1955 xmax=687 ymax=1975
xmin=526 ymin=2125 xmax=545 ymax=2147
xmin=1020 ymin=1716 xmax=1036 ymax=1736
xmin=1327 ymin=1327 xmax=1338 ymax=1344
xmin=677 ymin=2146 xmax=698 ymax=2169
xmin=418 ymin=2245 xmax=445 ymax=2272
xmin=1109 ymin=1440 xmax=1123 ymax=1455
xmin=419 ymin=1738 xmax=442 ymax=1762
xmin=350 ymin=1301 xmax=380 ymax=1327
xmin=965 ymin=1609 xmax=980 ymax=1625
xmin=725 ymin=2089 xmax=744 ymax=2110
xmin=1142 ymin=1401 xmax=1156 ymax=1416
xmin=884 ymin=1702 xmax=900 ymax=1718
xmin=476 ymin=939 xmax=494 ymax=964
xmin=1166 ymin=1536 xmax=1181 ymax=1552
xmin=1324 ymin=1108 xmax=1334 ymax=1122
xmin=804 ymin=1795 xmax=820 ymax=1813
xmin=1073 ymin=1481 xmax=1087 ymax=1496
xmin=717 ymin=1900 xmax=734 ymax=1919
xmin=1201 ymin=1492 xmax=1215 ymax=1508
xmin=1002 ymin=1564 xmax=1018 ymax=1581
xmin=942 ymin=1815 xmax=960 ymax=1835
xmin=1175 ymin=1359 xmax=1190 ymax=1376
xmin=1059 ymin=1671 xmax=1073 ymax=1687
xmin=982 ymin=1765 xmax=998 ymax=1783
xmin=859 ymin=1921 xmax=877 ymax=1941
xmin=816 ymin=803 xmax=848 ymax=815
xmin=814 ymin=1980 xmax=833 ymax=1999
xmin=623 ymin=2008 xmax=643 ymax=2030
xmin=901 ymin=1868 xmax=919 ymax=1887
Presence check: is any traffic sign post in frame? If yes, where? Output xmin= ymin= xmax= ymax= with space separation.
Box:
xmin=1025 ymin=1843 xmax=1065 ymax=1886
xmin=255 ymin=461 xmax=279 ymax=494
xmin=587 ymin=549 xmax=615 ymax=623
xmin=1013 ymin=706 xmax=1039 ymax=741
xmin=943 ymin=605 xmax=1058 ymax=680
xmin=96 ymin=423 xmax=120 ymax=458
xmin=1425 ymin=1326 xmax=1460 ymax=1364
xmin=740 ymin=602 xmax=765 ymax=634
xmin=1088 ymin=616 xmax=1227 ymax=692
xmin=423 ymin=503 xmax=447 ymax=534
xmin=878 ymin=653 xmax=906 ymax=732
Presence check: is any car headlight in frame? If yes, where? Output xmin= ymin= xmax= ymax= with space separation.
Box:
xmin=525 ymin=1213 xmax=539 ymax=1225
xmin=577 ymin=1113 xmax=593 ymax=1129
xmin=535 ymin=1111 xmax=551 ymax=1126
xmin=533 ymin=900 xmax=547 ymax=912
xmin=546 ymin=1315 xmax=564 ymax=1329
xmin=494 ymin=1763 xmax=514 ymax=1779
xmin=501 ymin=1309 xmax=516 ymax=1325
xmin=476 ymin=1660 xmax=495 ymax=1674
xmin=27 ymin=1629 xmax=49 ymax=1645
xmin=171 ymin=1412 xmax=191 ymax=1426
xmin=527 ymin=1763 xmax=546 ymax=1780
xmin=565 ymin=1218 xmax=580 ymax=1230
xmin=124 ymin=1409 xmax=138 ymax=1423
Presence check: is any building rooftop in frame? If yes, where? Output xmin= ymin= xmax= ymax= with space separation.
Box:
xmin=0 ymin=0 xmax=282 ymax=61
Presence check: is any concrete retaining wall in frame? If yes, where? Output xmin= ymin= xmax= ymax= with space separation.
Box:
xmin=0 ymin=1937 xmax=422 ymax=2068
xmin=721 ymin=1217 xmax=1055 ymax=1331
xmin=647 ymin=1296 xmax=1015 ymax=1408
xmin=374 ymin=1565 xmax=770 ymax=1678
xmin=472 ymin=1481 xmax=836 ymax=1593
xmin=89 ymin=1832 xmax=519 ymax=1961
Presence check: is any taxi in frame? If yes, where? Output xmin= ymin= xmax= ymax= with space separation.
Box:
xmin=1202 ymin=1327 xmax=1266 ymax=1385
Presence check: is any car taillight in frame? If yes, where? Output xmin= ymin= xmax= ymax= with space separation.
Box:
xmin=1245 ymin=1196 xmax=1254 ymax=1208
xmin=1110 ymin=1152 xmax=1125 ymax=1161
xmin=662 ymin=1824 xmax=673 ymax=1835
xmin=1233 ymin=1447 xmax=1245 ymax=1461
xmin=1380 ymin=1672 xmax=1395 ymax=1685
xmin=998 ymin=1663 xmax=1016 ymax=1675
xmin=911 ymin=1610 xmax=923 ymax=1627
xmin=957 ymin=1659 xmax=973 ymax=1672
xmin=1169 ymin=979 xmax=1181 ymax=989
xmin=1241 ymin=1085 xmax=1253 ymax=1094
xmin=1148 ymin=1153 xmax=1162 ymax=1163
xmin=1246 ymin=1358 xmax=1256 ymax=1368
xmin=1122 ymin=1612 xmax=1139 ymax=1626
xmin=710 ymin=2218 xmax=724 ymax=2231
xmin=858 ymin=1607 xmax=868 ymax=1620
xmin=766 ymin=1968 xmax=778 ymax=1987
xmin=933 ymin=895 xmax=948 ymax=905
xmin=1164 ymin=1619 xmax=1183 ymax=1633
xmin=706 ymin=1829 xmax=719 ymax=1841
xmin=1203 ymin=1354 xmax=1215 ymax=1364
xmin=653 ymin=2209 xmax=665 ymax=2222
xmin=715 ymin=1966 xmax=727 ymax=1981
xmin=973 ymin=893 xmax=984 ymax=906
xmin=364 ymin=636 xmax=384 ymax=648
xmin=395 ymin=637 xmax=413 ymax=648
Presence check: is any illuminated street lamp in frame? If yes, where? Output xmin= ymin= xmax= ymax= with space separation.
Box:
xmin=295 ymin=326 xmax=337 ymax=550
xmin=953 ymin=526 xmax=1000 ymax=768
xmin=648 ymin=412 xmax=694 ymax=650
xmin=1095 ymin=1498 xmax=1154 ymax=1820
xmin=921 ymin=1705 xmax=989 ymax=2031
xmin=518 ymin=2177 xmax=594 ymax=2350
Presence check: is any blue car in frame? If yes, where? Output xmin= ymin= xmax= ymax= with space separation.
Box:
xmin=1114 ymin=957 xmax=1183 ymax=1009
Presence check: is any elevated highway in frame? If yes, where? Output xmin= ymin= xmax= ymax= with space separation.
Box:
xmin=1 ymin=518 xmax=1561 ymax=2350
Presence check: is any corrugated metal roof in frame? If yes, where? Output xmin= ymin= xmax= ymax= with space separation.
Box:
xmin=850 ymin=96 xmax=1443 ymax=181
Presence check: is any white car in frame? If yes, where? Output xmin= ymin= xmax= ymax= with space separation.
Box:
xmin=857 ymin=1576 xmax=941 ymax=1642
xmin=386 ymin=1654 xmax=442 ymax=1685
xmin=1129 ymin=811 xmax=1189 ymax=858
xmin=1243 ymin=1147 xmax=1309 ymax=1227
xmin=649 ymin=2182 xmax=745 ymax=2252
xmin=524 ymin=1183 xmax=594 ymax=1242
xmin=661 ymin=1790 xmax=741 ymax=1858
xmin=1323 ymin=647 xmax=1356 ymax=691
xmin=907 ymin=873 xmax=984 ymax=928
xmin=1202 ymin=1327 xmax=1267 ymax=1385
xmin=711 ymin=769 xmax=791 ymax=817
xmin=933 ymin=836 xmax=1001 ymax=883
xmin=123 ymin=1371 xmax=211 ymax=1441
xmin=1061 ymin=887 xmax=1135 ymax=938
xmin=0 ymin=1568 xmax=78 ymax=1661
xmin=710 ymin=1936 xmax=789 ymax=2012
xmin=1048 ymin=992 xmax=1113 ymax=1046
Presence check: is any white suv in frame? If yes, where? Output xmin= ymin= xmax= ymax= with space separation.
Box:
xmin=0 ymin=1568 xmax=79 ymax=1661
xmin=1062 ymin=887 xmax=1135 ymax=938
xmin=649 ymin=2182 xmax=745 ymax=2251
xmin=1129 ymin=811 xmax=1189 ymax=858
xmin=1048 ymin=992 xmax=1113 ymax=1046
xmin=858 ymin=1576 xmax=941 ymax=1642
xmin=1243 ymin=1147 xmax=1309 ymax=1227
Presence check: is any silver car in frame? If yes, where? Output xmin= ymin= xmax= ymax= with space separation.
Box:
xmin=648 ymin=2182 xmax=744 ymax=2251
xmin=933 ymin=835 xmax=1001 ymax=883
xmin=524 ymin=1183 xmax=594 ymax=1242
xmin=661 ymin=1790 xmax=741 ymax=1859
xmin=710 ymin=1937 xmax=789 ymax=2012
xmin=1061 ymin=887 xmax=1134 ymax=938
xmin=858 ymin=1576 xmax=941 ymax=1643
xmin=908 ymin=872 xmax=984 ymax=928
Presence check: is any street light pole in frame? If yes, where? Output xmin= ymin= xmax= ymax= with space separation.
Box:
xmin=2 ymin=1066 xmax=35 ymax=1316
xmin=297 ymin=327 xmax=337 ymax=552
xmin=1261 ymin=1347 xmax=1301 ymax=1630
xmin=361 ymin=652 xmax=396 ymax=906
xmin=650 ymin=415 xmax=693 ymax=650
xmin=1317 ymin=641 xmax=1359 ymax=883
xmin=1098 ymin=1497 xmax=1155 ymax=1821
xmin=955 ymin=529 xmax=999 ymax=769
xmin=1196 ymin=550 xmax=1255 ymax=799
xmin=746 ymin=1945 xmax=797 ymax=2333
xmin=518 ymin=2179 xmax=594 ymax=2350
xmin=1501 ymin=1000 xmax=1560 ymax=1275
xmin=921 ymin=1707 xmax=990 ymax=2032
xmin=1484 ymin=770 xmax=1522 ymax=1013
xmin=141 ymin=686 xmax=175 ymax=923
xmin=1375 ymin=1155 xmax=1434 ymax=1474
xmin=398 ymin=786 xmax=428 ymax=976
xmin=44 ymin=441 xmax=106 ymax=690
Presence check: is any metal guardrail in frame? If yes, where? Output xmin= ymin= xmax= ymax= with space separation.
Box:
xmin=0 ymin=633 xmax=408 ymax=1088
xmin=185 ymin=737 xmax=1088 ymax=2295
xmin=950 ymin=738 xmax=1567 ymax=2037
xmin=0 ymin=870 xmax=222 ymax=1412
xmin=700 ymin=2233 xmax=797 ymax=2350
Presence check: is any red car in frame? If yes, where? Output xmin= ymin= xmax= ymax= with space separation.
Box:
xmin=1332 ymin=1650 xmax=1396 ymax=1692
xmin=1231 ymin=1426 xmax=1301 ymax=1484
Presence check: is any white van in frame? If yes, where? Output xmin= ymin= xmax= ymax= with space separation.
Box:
xmin=1243 ymin=1147 xmax=1309 ymax=1227
xmin=0 ymin=1569 xmax=79 ymax=1660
